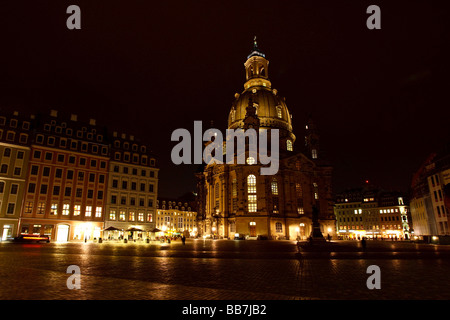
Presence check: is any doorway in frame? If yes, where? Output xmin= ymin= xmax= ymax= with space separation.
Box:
xmin=56 ymin=225 xmax=69 ymax=242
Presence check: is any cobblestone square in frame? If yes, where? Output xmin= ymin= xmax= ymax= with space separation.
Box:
xmin=0 ymin=239 xmax=449 ymax=300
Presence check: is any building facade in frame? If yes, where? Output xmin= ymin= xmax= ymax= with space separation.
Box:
xmin=0 ymin=112 xmax=31 ymax=240
xmin=0 ymin=108 xmax=159 ymax=242
xmin=19 ymin=111 xmax=109 ymax=241
xmin=104 ymin=132 xmax=158 ymax=240
xmin=334 ymin=185 xmax=411 ymax=240
xmin=196 ymin=41 xmax=334 ymax=240
xmin=410 ymin=144 xmax=450 ymax=239
xmin=155 ymin=198 xmax=197 ymax=237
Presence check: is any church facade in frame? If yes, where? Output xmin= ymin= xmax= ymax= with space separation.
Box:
xmin=196 ymin=41 xmax=334 ymax=240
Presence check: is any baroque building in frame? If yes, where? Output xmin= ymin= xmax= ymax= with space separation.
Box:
xmin=104 ymin=131 xmax=158 ymax=240
xmin=20 ymin=110 xmax=109 ymax=241
xmin=334 ymin=185 xmax=411 ymax=240
xmin=410 ymin=143 xmax=450 ymax=240
xmin=155 ymin=198 xmax=198 ymax=237
xmin=0 ymin=108 xmax=159 ymax=242
xmin=0 ymin=112 xmax=31 ymax=240
xmin=196 ymin=40 xmax=334 ymax=240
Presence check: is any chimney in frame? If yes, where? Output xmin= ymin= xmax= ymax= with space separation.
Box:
xmin=89 ymin=118 xmax=96 ymax=126
xmin=113 ymin=131 xmax=117 ymax=137
xmin=121 ymin=133 xmax=126 ymax=139
xmin=50 ymin=110 xmax=58 ymax=117
xmin=70 ymin=114 xmax=77 ymax=121
xmin=130 ymin=135 xmax=134 ymax=141
xmin=13 ymin=111 xmax=19 ymax=116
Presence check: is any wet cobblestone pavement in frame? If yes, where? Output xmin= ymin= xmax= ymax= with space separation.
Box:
xmin=0 ymin=239 xmax=449 ymax=300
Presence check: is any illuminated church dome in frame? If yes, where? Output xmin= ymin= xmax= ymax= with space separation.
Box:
xmin=228 ymin=38 xmax=295 ymax=145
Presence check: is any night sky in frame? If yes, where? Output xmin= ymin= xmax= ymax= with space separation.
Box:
xmin=1 ymin=1 xmax=449 ymax=198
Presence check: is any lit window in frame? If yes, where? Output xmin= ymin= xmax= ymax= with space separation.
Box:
xmin=62 ymin=204 xmax=70 ymax=216
xmin=74 ymin=205 xmax=81 ymax=216
xmin=247 ymin=174 xmax=256 ymax=194
xmin=275 ymin=222 xmax=283 ymax=233
xmin=138 ymin=212 xmax=144 ymax=222
xmin=85 ymin=206 xmax=92 ymax=217
xmin=247 ymin=174 xmax=257 ymax=213
xmin=25 ymin=201 xmax=33 ymax=214
xmin=50 ymin=203 xmax=58 ymax=215
xmin=95 ymin=207 xmax=102 ymax=218
xmin=128 ymin=211 xmax=134 ymax=221
xmin=37 ymin=202 xmax=45 ymax=214
xmin=286 ymin=140 xmax=293 ymax=151
xmin=271 ymin=179 xmax=278 ymax=195
xmin=298 ymin=207 xmax=304 ymax=214
xmin=296 ymin=183 xmax=302 ymax=198
xmin=276 ymin=106 xmax=282 ymax=118
xmin=312 ymin=149 xmax=318 ymax=159
xmin=109 ymin=210 xmax=116 ymax=220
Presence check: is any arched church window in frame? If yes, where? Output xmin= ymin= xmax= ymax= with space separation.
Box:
xmin=247 ymin=175 xmax=257 ymax=213
xmin=271 ymin=178 xmax=278 ymax=195
xmin=287 ymin=140 xmax=293 ymax=151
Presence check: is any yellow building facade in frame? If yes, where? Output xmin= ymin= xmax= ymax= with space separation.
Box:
xmin=196 ymin=41 xmax=334 ymax=240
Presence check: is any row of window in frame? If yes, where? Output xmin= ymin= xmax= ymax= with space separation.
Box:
xmin=27 ymin=184 xmax=104 ymax=199
xmin=108 ymin=210 xmax=151 ymax=222
xmin=339 ymin=225 xmax=403 ymax=230
xmin=30 ymin=166 xmax=106 ymax=183
xmin=35 ymin=135 xmax=108 ymax=155
xmin=436 ymin=205 xmax=448 ymax=217
xmin=338 ymin=216 xmax=403 ymax=223
xmin=2 ymin=148 xmax=25 ymax=159
xmin=32 ymin=150 xmax=107 ymax=168
xmin=0 ymin=117 xmax=30 ymax=129
xmin=111 ymin=179 xmax=155 ymax=192
xmin=42 ymin=123 xmax=103 ymax=142
xmin=112 ymin=165 xmax=156 ymax=177
xmin=0 ymin=130 xmax=28 ymax=143
xmin=0 ymin=164 xmax=23 ymax=176
xmin=23 ymin=202 xmax=102 ymax=217
xmin=434 ymin=190 xmax=444 ymax=202
xmin=110 ymin=195 xmax=154 ymax=207
xmin=0 ymin=182 xmax=20 ymax=195
xmin=113 ymin=140 xmax=147 ymax=153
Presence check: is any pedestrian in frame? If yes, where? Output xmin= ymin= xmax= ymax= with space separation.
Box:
xmin=181 ymin=235 xmax=186 ymax=245
xmin=361 ymin=237 xmax=366 ymax=251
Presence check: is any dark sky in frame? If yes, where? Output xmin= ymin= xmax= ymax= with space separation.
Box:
xmin=0 ymin=1 xmax=449 ymax=198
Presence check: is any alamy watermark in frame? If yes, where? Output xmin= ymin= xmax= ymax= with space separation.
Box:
xmin=171 ymin=121 xmax=280 ymax=175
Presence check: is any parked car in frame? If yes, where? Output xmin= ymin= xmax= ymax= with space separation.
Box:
xmin=234 ymin=233 xmax=246 ymax=240
xmin=13 ymin=234 xmax=50 ymax=243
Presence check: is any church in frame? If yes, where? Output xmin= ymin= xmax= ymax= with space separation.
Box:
xmin=195 ymin=39 xmax=335 ymax=240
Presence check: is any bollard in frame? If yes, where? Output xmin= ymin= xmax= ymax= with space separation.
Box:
xmin=124 ymin=238 xmax=128 ymax=243
xmin=98 ymin=238 xmax=102 ymax=243
xmin=146 ymin=238 xmax=150 ymax=243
